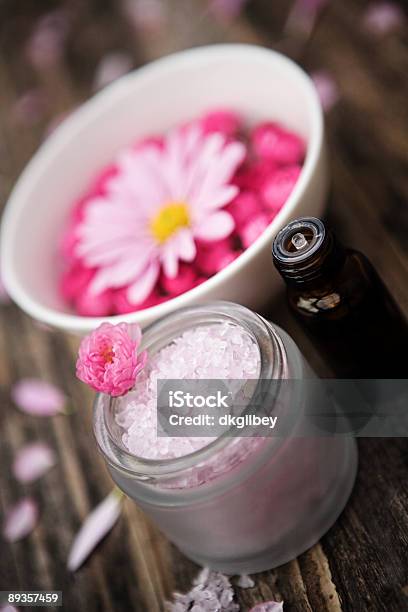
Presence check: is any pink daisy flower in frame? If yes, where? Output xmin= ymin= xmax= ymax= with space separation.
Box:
xmin=75 ymin=125 xmax=246 ymax=304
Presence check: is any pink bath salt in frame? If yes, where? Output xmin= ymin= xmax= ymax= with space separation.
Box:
xmin=115 ymin=322 xmax=260 ymax=460
xmin=226 ymin=191 xmax=263 ymax=229
xmin=261 ymin=165 xmax=301 ymax=212
xmin=240 ymin=213 xmax=270 ymax=249
xmin=60 ymin=261 xmax=94 ymax=303
xmin=161 ymin=264 xmax=197 ymax=296
xmin=195 ymin=238 xmax=236 ymax=276
xmin=201 ymin=109 xmax=242 ymax=137
xmin=75 ymin=286 xmax=114 ymax=317
xmin=252 ymin=122 xmax=305 ymax=166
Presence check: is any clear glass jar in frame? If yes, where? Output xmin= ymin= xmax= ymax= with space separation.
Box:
xmin=93 ymin=302 xmax=357 ymax=574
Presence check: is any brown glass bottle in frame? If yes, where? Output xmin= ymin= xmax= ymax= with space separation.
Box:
xmin=272 ymin=217 xmax=408 ymax=378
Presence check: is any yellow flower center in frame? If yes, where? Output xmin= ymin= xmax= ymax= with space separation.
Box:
xmin=101 ymin=345 xmax=114 ymax=363
xmin=150 ymin=202 xmax=190 ymax=244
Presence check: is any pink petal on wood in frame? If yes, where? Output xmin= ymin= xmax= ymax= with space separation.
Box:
xmin=209 ymin=0 xmax=249 ymax=21
xmin=13 ymin=443 xmax=56 ymax=483
xmin=11 ymin=379 xmax=66 ymax=416
xmin=121 ymin=0 xmax=166 ymax=32
xmin=11 ymin=89 xmax=47 ymax=126
xmin=67 ymin=490 xmax=123 ymax=571
xmin=311 ymin=71 xmax=339 ymax=112
xmin=363 ymin=2 xmax=405 ymax=35
xmin=93 ymin=52 xmax=133 ymax=90
xmin=249 ymin=603 xmax=284 ymax=612
xmin=2 ymin=498 xmax=39 ymax=542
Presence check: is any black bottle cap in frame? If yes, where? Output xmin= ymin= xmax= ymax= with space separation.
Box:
xmin=272 ymin=217 xmax=343 ymax=285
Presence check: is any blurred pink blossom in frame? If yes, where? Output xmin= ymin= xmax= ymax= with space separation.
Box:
xmin=261 ymin=165 xmax=302 ymax=212
xmin=76 ymin=322 xmax=146 ymax=396
xmin=67 ymin=490 xmax=123 ymax=571
xmin=93 ymin=52 xmax=133 ymax=90
xmin=311 ymin=70 xmax=339 ymax=111
xmin=26 ymin=10 xmax=69 ymax=70
xmin=121 ymin=0 xmax=166 ymax=32
xmin=13 ymin=443 xmax=56 ymax=483
xmin=209 ymin=0 xmax=250 ymax=21
xmin=363 ymin=2 xmax=405 ymax=35
xmin=11 ymin=90 xmax=47 ymax=126
xmin=286 ymin=0 xmax=329 ymax=35
xmin=11 ymin=379 xmax=66 ymax=416
xmin=251 ymin=123 xmax=305 ymax=166
xmin=2 ymin=498 xmax=39 ymax=542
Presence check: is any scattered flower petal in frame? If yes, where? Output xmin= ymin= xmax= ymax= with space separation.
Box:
xmin=311 ymin=71 xmax=339 ymax=112
xmin=166 ymin=568 xmax=239 ymax=611
xmin=75 ymin=287 xmax=115 ymax=317
xmin=209 ymin=0 xmax=249 ymax=21
xmin=11 ymin=90 xmax=47 ymax=126
xmin=121 ymin=0 xmax=166 ymax=32
xmin=236 ymin=574 xmax=255 ymax=588
xmin=26 ymin=10 xmax=69 ymax=70
xmin=285 ymin=0 xmax=328 ymax=36
xmin=195 ymin=238 xmax=237 ymax=276
xmin=249 ymin=603 xmax=284 ymax=612
xmin=93 ymin=52 xmax=133 ymax=90
xmin=2 ymin=498 xmax=39 ymax=542
xmin=12 ymin=443 xmax=56 ymax=483
xmin=251 ymin=123 xmax=305 ymax=166
xmin=363 ymin=2 xmax=405 ymax=35
xmin=201 ymin=109 xmax=242 ymax=136
xmin=67 ymin=490 xmax=123 ymax=571
xmin=11 ymin=379 xmax=66 ymax=416
xmin=161 ymin=264 xmax=197 ymax=296
xmin=226 ymin=191 xmax=263 ymax=229
xmin=76 ymin=322 xmax=146 ymax=396
xmin=261 ymin=166 xmax=302 ymax=213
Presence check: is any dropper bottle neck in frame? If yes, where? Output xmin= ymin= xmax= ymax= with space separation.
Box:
xmin=272 ymin=217 xmax=346 ymax=288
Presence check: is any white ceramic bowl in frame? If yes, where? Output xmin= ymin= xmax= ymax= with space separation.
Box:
xmin=1 ymin=44 xmax=328 ymax=335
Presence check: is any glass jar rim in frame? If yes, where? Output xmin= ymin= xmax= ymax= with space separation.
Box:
xmin=93 ymin=301 xmax=287 ymax=480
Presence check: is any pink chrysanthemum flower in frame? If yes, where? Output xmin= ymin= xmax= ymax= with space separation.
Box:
xmin=76 ymin=322 xmax=146 ymax=396
xmin=75 ymin=125 xmax=246 ymax=304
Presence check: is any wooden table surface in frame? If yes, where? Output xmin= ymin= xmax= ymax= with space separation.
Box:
xmin=1 ymin=1 xmax=408 ymax=611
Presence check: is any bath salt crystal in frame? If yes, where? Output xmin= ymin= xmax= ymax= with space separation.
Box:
xmin=166 ymin=568 xmax=239 ymax=611
xmin=236 ymin=574 xmax=255 ymax=588
xmin=115 ymin=322 xmax=260 ymax=460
